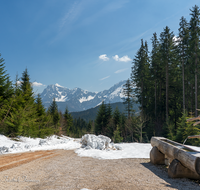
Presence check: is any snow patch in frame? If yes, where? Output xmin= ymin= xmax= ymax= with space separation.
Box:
xmin=55 ymin=83 xmax=64 ymax=88
xmin=80 ymin=134 xmax=122 ymax=150
xmin=0 ymin=135 xmax=81 ymax=154
xmin=79 ymin=95 xmax=95 ymax=103
xmin=55 ymin=95 xmax=67 ymax=102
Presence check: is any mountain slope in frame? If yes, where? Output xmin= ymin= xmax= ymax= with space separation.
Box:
xmin=40 ymin=80 xmax=127 ymax=112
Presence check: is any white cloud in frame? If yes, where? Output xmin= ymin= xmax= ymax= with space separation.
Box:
xmin=113 ymin=55 xmax=131 ymax=62
xmin=32 ymin=82 xmax=46 ymax=87
xmin=99 ymin=54 xmax=109 ymax=61
xmin=115 ymin=68 xmax=128 ymax=74
xmin=113 ymin=55 xmax=119 ymax=61
xmin=100 ymin=76 xmax=110 ymax=81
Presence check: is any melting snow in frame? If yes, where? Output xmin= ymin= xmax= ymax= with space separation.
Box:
xmin=55 ymin=95 xmax=67 ymax=102
xmin=5 ymin=133 xmax=198 ymax=160
xmin=79 ymin=95 xmax=95 ymax=103
xmin=80 ymin=134 xmax=121 ymax=150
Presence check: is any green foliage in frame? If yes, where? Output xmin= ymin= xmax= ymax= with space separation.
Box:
xmin=63 ymin=106 xmax=73 ymax=135
xmin=49 ymin=98 xmax=60 ymax=128
xmin=175 ymin=113 xmax=188 ymax=143
xmin=95 ymin=101 xmax=107 ymax=135
xmin=122 ymin=79 xmax=134 ymax=118
xmin=113 ymin=126 xmax=123 ymax=143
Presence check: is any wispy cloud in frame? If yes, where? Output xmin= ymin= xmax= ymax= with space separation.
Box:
xmin=99 ymin=54 xmax=109 ymax=61
xmin=115 ymin=68 xmax=128 ymax=74
xmin=32 ymin=82 xmax=46 ymax=87
xmin=81 ymin=0 xmax=129 ymax=26
xmin=100 ymin=76 xmax=110 ymax=81
xmin=113 ymin=55 xmax=131 ymax=62
xmin=59 ymin=1 xmax=83 ymax=31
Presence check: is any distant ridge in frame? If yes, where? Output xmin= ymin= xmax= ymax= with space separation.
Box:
xmin=40 ymin=80 xmax=127 ymax=113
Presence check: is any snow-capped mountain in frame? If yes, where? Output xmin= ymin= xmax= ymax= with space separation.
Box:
xmin=40 ymin=80 xmax=126 ymax=112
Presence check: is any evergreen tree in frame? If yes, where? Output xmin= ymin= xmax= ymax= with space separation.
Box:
xmin=0 ymin=54 xmax=14 ymax=134
xmin=87 ymin=119 xmax=92 ymax=132
xmin=122 ymin=78 xmax=134 ymax=119
xmin=21 ymin=68 xmax=34 ymax=102
xmin=63 ymin=106 xmax=73 ymax=135
xmin=188 ymin=5 xmax=200 ymax=117
xmin=4 ymin=69 xmax=41 ymax=137
xmin=178 ymin=17 xmax=189 ymax=112
xmin=175 ymin=112 xmax=188 ymax=143
xmin=95 ymin=101 xmax=107 ymax=135
xmin=49 ymin=98 xmax=60 ymax=129
xmin=35 ymin=94 xmax=54 ymax=138
xmin=0 ymin=54 xmax=13 ymax=101
xmin=113 ymin=126 xmax=123 ymax=143
xmin=160 ymin=26 xmax=175 ymax=121
xmin=36 ymin=94 xmax=45 ymax=117
xmin=113 ymin=106 xmax=121 ymax=127
xmin=131 ymin=39 xmax=150 ymax=117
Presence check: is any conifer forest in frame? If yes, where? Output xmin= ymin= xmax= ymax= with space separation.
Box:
xmin=1 ymin=5 xmax=200 ymax=145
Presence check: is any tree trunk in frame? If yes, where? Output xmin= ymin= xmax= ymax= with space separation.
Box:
xmin=182 ymin=55 xmax=185 ymax=112
xmin=155 ymin=79 xmax=157 ymax=119
xmin=141 ymin=80 xmax=144 ymax=116
xmin=166 ymin=61 xmax=169 ymax=121
xmin=195 ymin=54 xmax=198 ymax=117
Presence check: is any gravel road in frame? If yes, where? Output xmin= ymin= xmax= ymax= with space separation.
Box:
xmin=0 ymin=149 xmax=200 ymax=190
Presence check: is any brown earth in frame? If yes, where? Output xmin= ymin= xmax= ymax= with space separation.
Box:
xmin=0 ymin=149 xmax=200 ymax=190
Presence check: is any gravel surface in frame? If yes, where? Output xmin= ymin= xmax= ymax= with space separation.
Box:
xmin=0 ymin=149 xmax=200 ymax=190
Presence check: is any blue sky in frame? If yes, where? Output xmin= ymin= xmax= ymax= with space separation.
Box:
xmin=0 ymin=0 xmax=199 ymax=93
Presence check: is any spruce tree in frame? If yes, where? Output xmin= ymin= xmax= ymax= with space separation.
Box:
xmin=131 ymin=39 xmax=150 ymax=119
xmin=189 ymin=5 xmax=200 ymax=117
xmin=49 ymin=98 xmax=60 ymax=129
xmin=0 ymin=54 xmax=14 ymax=134
xmin=178 ymin=17 xmax=189 ymax=112
xmin=113 ymin=106 xmax=121 ymax=127
xmin=122 ymin=78 xmax=134 ymax=119
xmin=63 ymin=106 xmax=73 ymax=135
xmin=95 ymin=101 xmax=107 ymax=135
xmin=36 ymin=94 xmax=45 ymax=117
xmin=160 ymin=26 xmax=175 ymax=121
xmin=87 ymin=120 xmax=92 ymax=132
xmin=0 ymin=54 xmax=13 ymax=101
xmin=21 ymin=68 xmax=34 ymax=102
xmin=113 ymin=126 xmax=123 ymax=143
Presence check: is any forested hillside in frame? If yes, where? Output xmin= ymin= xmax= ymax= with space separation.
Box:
xmin=70 ymin=102 xmax=139 ymax=122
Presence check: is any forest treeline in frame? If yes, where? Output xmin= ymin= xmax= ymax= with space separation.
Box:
xmin=130 ymin=5 xmax=200 ymax=145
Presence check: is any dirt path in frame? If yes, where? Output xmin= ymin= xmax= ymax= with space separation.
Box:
xmin=0 ymin=149 xmax=200 ymax=190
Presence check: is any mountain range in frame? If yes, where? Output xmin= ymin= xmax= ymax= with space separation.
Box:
xmin=40 ymin=80 xmax=127 ymax=113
